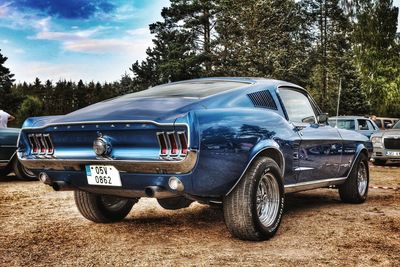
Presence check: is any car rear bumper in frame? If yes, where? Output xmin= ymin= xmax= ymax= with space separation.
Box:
xmin=18 ymin=150 xmax=198 ymax=174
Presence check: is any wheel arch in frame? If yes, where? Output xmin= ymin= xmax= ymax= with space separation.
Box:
xmin=225 ymin=141 xmax=285 ymax=196
xmin=346 ymin=144 xmax=369 ymax=179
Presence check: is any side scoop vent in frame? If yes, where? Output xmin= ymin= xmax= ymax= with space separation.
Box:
xmin=247 ymin=90 xmax=277 ymax=110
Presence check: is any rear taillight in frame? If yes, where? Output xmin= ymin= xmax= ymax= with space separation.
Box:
xmin=157 ymin=133 xmax=168 ymax=155
xmin=168 ymin=133 xmax=179 ymax=155
xmin=28 ymin=133 xmax=54 ymax=155
xmin=157 ymin=131 xmax=188 ymax=158
xmin=28 ymin=134 xmax=39 ymax=154
xmin=43 ymin=134 xmax=54 ymax=155
xmin=178 ymin=132 xmax=188 ymax=155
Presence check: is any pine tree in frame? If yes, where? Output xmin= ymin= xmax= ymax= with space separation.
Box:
xmin=352 ymin=0 xmax=400 ymax=116
xmin=0 ymin=50 xmax=20 ymax=112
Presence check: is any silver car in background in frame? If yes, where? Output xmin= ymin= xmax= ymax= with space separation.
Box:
xmin=328 ymin=116 xmax=380 ymax=139
xmin=370 ymin=120 xmax=400 ymax=165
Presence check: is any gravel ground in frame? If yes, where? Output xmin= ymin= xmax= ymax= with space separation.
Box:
xmin=0 ymin=164 xmax=399 ymax=266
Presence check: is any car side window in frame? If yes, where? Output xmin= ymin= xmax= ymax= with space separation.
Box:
xmin=279 ymin=89 xmax=316 ymax=124
xmin=374 ymin=119 xmax=382 ymax=129
xmin=366 ymin=120 xmax=375 ymax=131
xmin=384 ymin=120 xmax=392 ymax=129
xmin=357 ymin=119 xmax=369 ymax=130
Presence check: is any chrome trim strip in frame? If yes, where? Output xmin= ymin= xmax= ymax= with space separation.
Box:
xmin=225 ymin=146 xmax=285 ymax=196
xmin=284 ymin=177 xmax=347 ymax=193
xmin=0 ymin=145 xmax=17 ymax=148
xmin=294 ymin=167 xmax=314 ymax=171
xmin=18 ymin=150 xmax=198 ymax=174
xmin=21 ymin=120 xmax=188 ymax=130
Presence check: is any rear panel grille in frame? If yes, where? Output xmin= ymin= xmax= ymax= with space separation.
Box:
xmin=384 ymin=138 xmax=400 ymax=149
xmin=247 ymin=90 xmax=277 ymax=110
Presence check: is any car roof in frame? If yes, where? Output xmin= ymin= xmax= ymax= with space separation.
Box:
xmin=375 ymin=117 xmax=399 ymax=120
xmin=172 ymin=77 xmax=305 ymax=90
xmin=329 ymin=116 xmax=371 ymax=120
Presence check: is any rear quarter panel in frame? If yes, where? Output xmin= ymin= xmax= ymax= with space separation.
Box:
xmin=185 ymin=108 xmax=299 ymax=197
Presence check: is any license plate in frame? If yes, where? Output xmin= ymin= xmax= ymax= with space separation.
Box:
xmin=386 ymin=151 xmax=400 ymax=156
xmin=86 ymin=165 xmax=122 ymax=187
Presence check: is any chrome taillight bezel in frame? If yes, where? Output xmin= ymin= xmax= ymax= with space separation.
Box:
xmin=28 ymin=133 xmax=54 ymax=156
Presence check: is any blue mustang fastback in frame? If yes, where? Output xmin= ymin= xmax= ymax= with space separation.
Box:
xmin=17 ymin=78 xmax=371 ymax=240
xmin=0 ymin=128 xmax=36 ymax=180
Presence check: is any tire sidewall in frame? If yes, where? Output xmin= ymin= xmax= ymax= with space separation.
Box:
xmin=95 ymin=195 xmax=134 ymax=221
xmin=251 ymin=160 xmax=285 ymax=237
xmin=355 ymin=155 xmax=369 ymax=202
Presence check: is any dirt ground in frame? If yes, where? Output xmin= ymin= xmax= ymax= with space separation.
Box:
xmin=0 ymin=164 xmax=399 ymax=267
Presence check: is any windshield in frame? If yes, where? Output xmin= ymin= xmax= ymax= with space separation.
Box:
xmin=119 ymin=80 xmax=250 ymax=98
xmin=393 ymin=120 xmax=400 ymax=129
xmin=328 ymin=119 xmax=355 ymax=130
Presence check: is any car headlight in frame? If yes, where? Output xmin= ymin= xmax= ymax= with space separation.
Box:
xmin=371 ymin=136 xmax=382 ymax=144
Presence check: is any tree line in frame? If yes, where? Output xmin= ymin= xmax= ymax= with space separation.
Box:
xmin=1 ymin=0 xmax=399 ymax=127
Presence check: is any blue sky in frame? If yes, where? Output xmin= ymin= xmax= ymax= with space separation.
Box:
xmin=0 ymin=0 xmax=399 ymax=83
xmin=0 ymin=0 xmax=169 ymax=83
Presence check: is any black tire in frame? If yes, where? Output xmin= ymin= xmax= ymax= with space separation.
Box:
xmin=157 ymin=197 xmax=193 ymax=210
xmin=74 ymin=191 xmax=137 ymax=223
xmin=223 ymin=157 xmax=284 ymax=241
xmin=13 ymin=159 xmax=37 ymax=181
xmin=372 ymin=159 xmax=386 ymax=166
xmin=339 ymin=153 xmax=369 ymax=203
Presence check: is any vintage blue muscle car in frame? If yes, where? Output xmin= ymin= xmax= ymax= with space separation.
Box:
xmin=0 ymin=128 xmax=36 ymax=180
xmin=17 ymin=78 xmax=372 ymax=241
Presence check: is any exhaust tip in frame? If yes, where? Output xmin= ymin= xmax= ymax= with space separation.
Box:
xmin=144 ymin=187 xmax=155 ymax=197
xmin=39 ymin=172 xmax=52 ymax=185
xmin=168 ymin=176 xmax=184 ymax=192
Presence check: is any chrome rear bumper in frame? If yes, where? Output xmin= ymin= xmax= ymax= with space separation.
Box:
xmin=18 ymin=150 xmax=198 ymax=174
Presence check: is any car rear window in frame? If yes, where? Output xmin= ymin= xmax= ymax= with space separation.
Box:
xmin=119 ymin=81 xmax=251 ymax=98
xmin=329 ymin=119 xmax=355 ymax=130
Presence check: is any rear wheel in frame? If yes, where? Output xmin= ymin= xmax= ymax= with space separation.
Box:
xmin=74 ymin=191 xmax=137 ymax=223
xmin=223 ymin=157 xmax=284 ymax=241
xmin=157 ymin=197 xmax=193 ymax=210
xmin=339 ymin=153 xmax=369 ymax=203
xmin=13 ymin=159 xmax=37 ymax=181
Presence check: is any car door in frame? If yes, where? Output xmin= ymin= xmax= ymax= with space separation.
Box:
xmin=357 ymin=119 xmax=375 ymax=138
xmin=278 ymin=88 xmax=342 ymax=183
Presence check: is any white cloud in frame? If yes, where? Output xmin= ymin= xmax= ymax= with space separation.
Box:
xmin=0 ymin=2 xmax=11 ymax=17
xmin=34 ymin=17 xmax=51 ymax=31
xmin=63 ymin=38 xmax=150 ymax=54
xmin=13 ymin=48 xmax=25 ymax=54
xmin=126 ymin=27 xmax=149 ymax=36
xmin=34 ymin=28 xmax=101 ymax=41
xmin=1 ymin=39 xmax=10 ymax=44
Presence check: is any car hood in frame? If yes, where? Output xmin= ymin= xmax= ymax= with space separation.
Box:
xmin=25 ymin=97 xmax=206 ymax=127
xmin=382 ymin=129 xmax=400 ymax=137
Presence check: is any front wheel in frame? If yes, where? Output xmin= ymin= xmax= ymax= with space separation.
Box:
xmin=223 ymin=157 xmax=284 ymax=241
xmin=339 ymin=153 xmax=369 ymax=203
xmin=74 ymin=191 xmax=137 ymax=223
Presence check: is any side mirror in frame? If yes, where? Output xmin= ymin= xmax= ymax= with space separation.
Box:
xmin=317 ymin=113 xmax=329 ymax=124
xmin=386 ymin=123 xmax=393 ymax=129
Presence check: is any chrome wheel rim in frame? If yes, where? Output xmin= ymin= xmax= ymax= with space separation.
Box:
xmin=101 ymin=196 xmax=128 ymax=211
xmin=357 ymin=161 xmax=368 ymax=196
xmin=256 ymin=172 xmax=280 ymax=228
